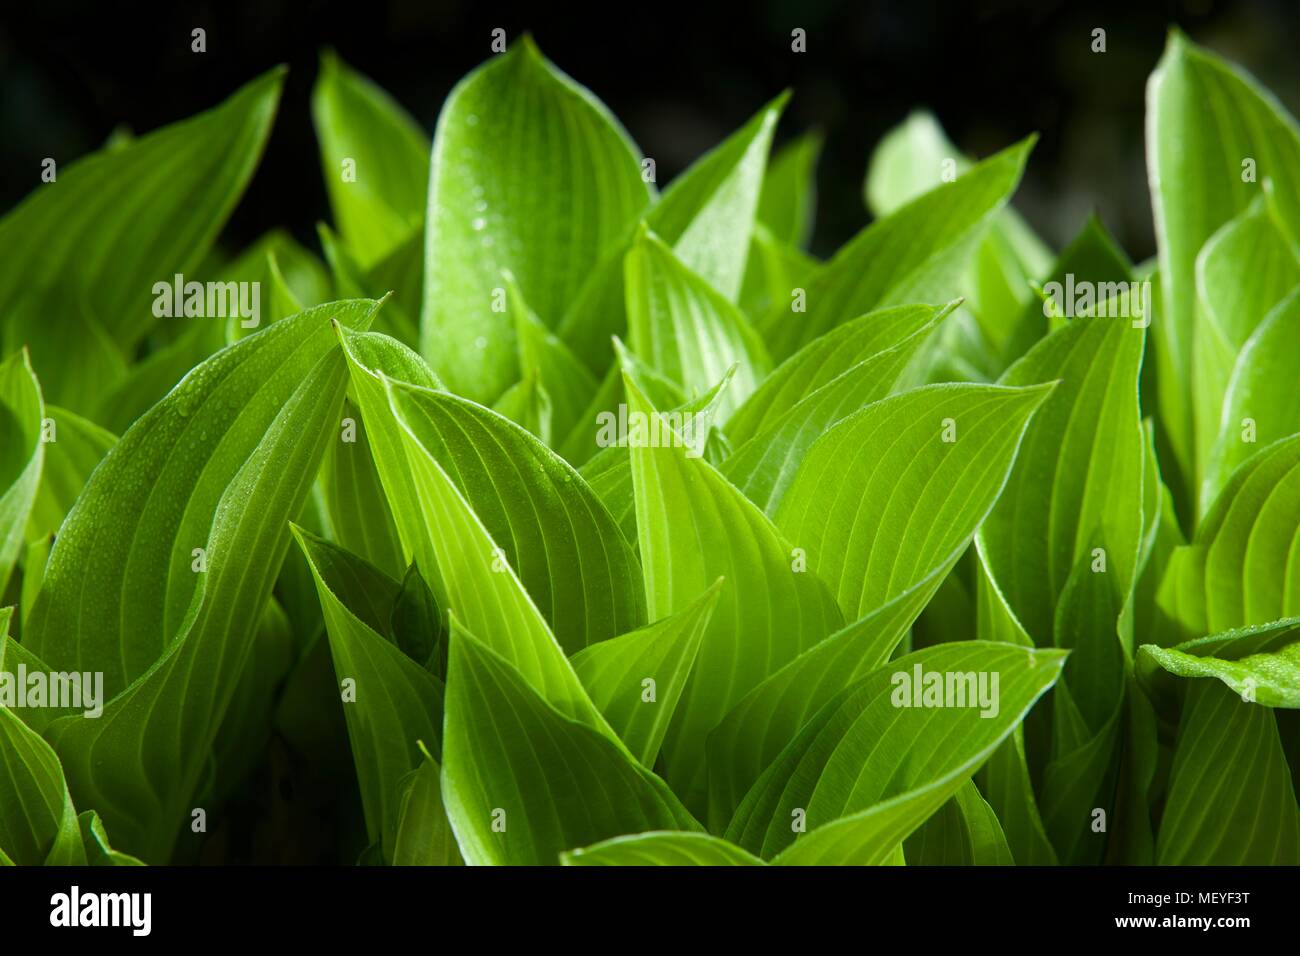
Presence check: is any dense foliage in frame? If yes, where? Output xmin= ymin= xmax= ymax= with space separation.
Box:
xmin=0 ymin=30 xmax=1298 ymax=866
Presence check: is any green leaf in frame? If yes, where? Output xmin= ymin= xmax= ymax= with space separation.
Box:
xmin=557 ymin=95 xmax=786 ymax=371
xmin=965 ymin=212 xmax=1054 ymax=360
xmin=1146 ymin=642 xmax=1300 ymax=707
xmin=0 ymin=609 xmax=85 ymax=866
xmin=972 ymin=310 xmax=1146 ymax=863
xmin=312 ymin=50 xmax=430 ymax=267
xmin=738 ymin=223 xmax=820 ymax=321
xmin=623 ymin=371 xmax=844 ymax=811
xmin=319 ymin=223 xmax=420 ymax=345
xmin=491 ymin=368 xmax=554 ymax=444
xmin=977 ymin=314 xmax=1147 ymax=647
xmin=25 ymin=300 xmax=378 ymax=862
xmin=77 ymin=811 xmax=144 ymax=866
xmin=1145 ymin=29 xmax=1300 ymax=510
xmin=1139 ymin=617 xmax=1300 ymax=709
xmin=502 ymin=272 xmax=598 ymax=444
xmin=347 ymin=357 xmax=613 ymax=734
xmin=707 ymin=383 xmax=1051 ymax=820
xmin=903 ymin=780 xmax=1015 ymax=865
xmin=642 ymin=94 xmax=786 ymax=301
xmin=972 ymin=559 xmax=1060 ymax=864
xmin=864 ymin=111 xmax=1052 ymax=361
xmin=1192 ymin=202 xmax=1299 ymax=513
xmin=367 ymin=231 xmax=424 ymax=338
xmin=695 ymin=561 xmax=957 ymax=744
xmin=1107 ymin=675 xmax=1161 ymax=865
xmin=295 ymin=527 xmax=444 ymax=863
xmin=441 ymin=619 xmax=700 ymax=865
xmin=422 ymin=36 xmax=651 ymax=401
xmin=571 ymin=579 xmax=721 ymax=766
xmin=563 ymin=831 xmax=762 ymax=866
xmin=1155 ymin=680 xmax=1299 ymax=864
xmin=1159 ymin=433 xmax=1300 ymax=637
xmin=26 ymin=405 xmax=114 ymax=545
xmin=579 ymin=358 xmax=736 ymax=547
xmin=384 ymin=377 xmax=646 ymax=654
xmin=864 ymin=110 xmax=964 ymax=215
xmin=389 ymin=564 xmax=446 ymax=674
xmin=721 ymin=304 xmax=948 ymax=513
xmin=1202 ymin=283 xmax=1300 ymax=510
xmin=725 ymin=303 xmax=943 ymax=445
xmin=93 ymin=321 xmax=220 ymax=436
xmin=775 ymin=382 xmax=1054 ymax=620
xmin=625 ymin=227 xmax=772 ymax=418
xmin=1004 ymin=215 xmax=1133 ymax=364
xmin=762 ymin=138 xmax=1034 ymax=361
xmin=727 ymin=642 xmax=1067 ymax=862
xmin=25 ymin=300 xmax=377 ymax=691
xmin=0 ymin=69 xmax=284 ymax=381
xmin=757 ymin=131 xmax=822 ymax=249
xmin=254 ymin=232 xmax=334 ymax=309
xmin=335 ymin=326 xmax=442 ymax=567
xmin=1036 ymin=545 xmax=1131 ymax=866
xmin=392 ymin=748 xmax=462 ymax=866
xmin=318 ymin=397 xmax=405 ymax=579
xmin=0 ymin=351 xmax=45 ymax=594
xmin=87 ymin=231 xmax=326 ymax=433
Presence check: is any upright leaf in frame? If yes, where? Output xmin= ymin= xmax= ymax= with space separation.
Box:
xmin=722 ymin=305 xmax=950 ymax=515
xmin=422 ymin=36 xmax=651 ymax=400
xmin=903 ymin=781 xmax=1015 ymax=865
xmin=865 ymin=111 xmax=1052 ymax=361
xmin=441 ymin=620 xmax=699 ymax=865
xmin=312 ymin=50 xmax=430 ymax=266
xmin=0 ymin=351 xmax=44 ymax=593
xmin=295 ymin=528 xmax=443 ymax=862
xmin=505 ymin=272 xmax=598 ymax=444
xmin=625 ymin=227 xmax=771 ymax=417
xmin=776 ymin=383 xmax=1053 ymax=620
xmin=726 ymin=642 xmax=1067 ymax=862
xmin=318 ymin=397 xmax=406 ymax=579
xmin=1155 ymin=680 xmax=1299 ymax=864
xmin=757 ymin=131 xmax=822 ymax=249
xmin=26 ymin=300 xmax=378 ymax=861
xmin=1145 ymin=29 xmax=1300 ymax=508
xmin=0 ymin=610 xmax=84 ymax=866
xmin=571 ymin=580 xmax=721 ymax=766
xmin=1192 ymin=201 xmax=1299 ymax=512
xmin=392 ymin=749 xmax=462 ymax=866
xmin=762 ymin=138 xmax=1034 ymax=360
xmin=1159 ymin=434 xmax=1300 ymax=638
xmin=385 ymin=378 xmax=646 ymax=653
xmin=1202 ymin=278 xmax=1300 ymax=509
xmin=624 ymin=372 xmax=844 ymax=811
xmin=977 ymin=314 xmax=1147 ymax=647
xmin=707 ymin=383 xmax=1051 ymax=820
xmin=641 ymin=94 xmax=786 ymax=300
xmin=26 ymin=406 xmax=115 ymax=545
xmin=0 ymin=70 xmax=284 ymax=373
xmin=558 ymin=95 xmax=786 ymax=370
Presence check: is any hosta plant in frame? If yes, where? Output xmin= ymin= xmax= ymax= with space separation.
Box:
xmin=1 ymin=29 xmax=1298 ymax=867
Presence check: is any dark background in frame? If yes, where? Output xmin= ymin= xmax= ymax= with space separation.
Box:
xmin=3 ymin=0 xmax=1298 ymax=262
